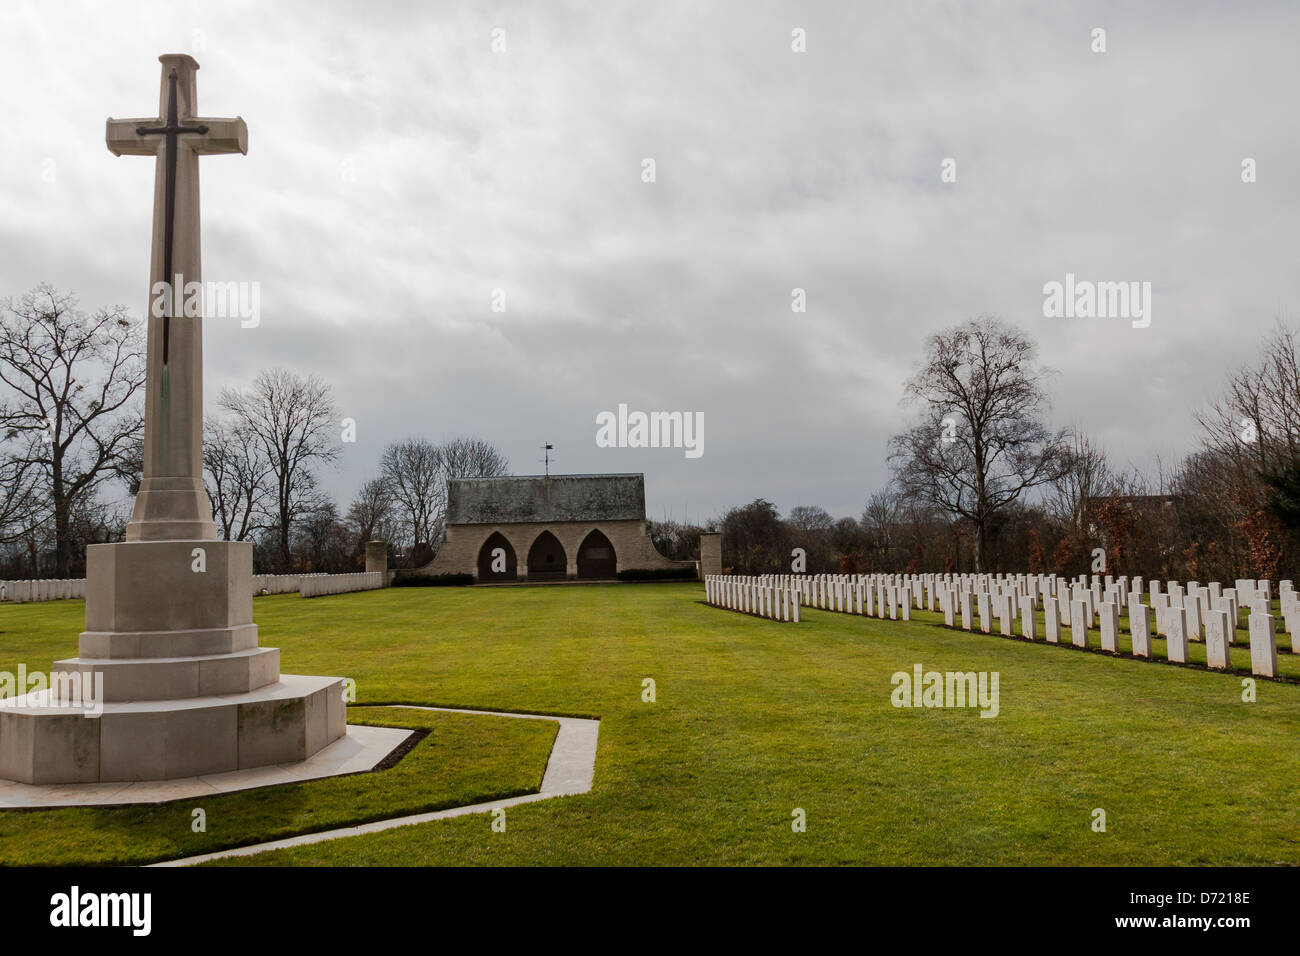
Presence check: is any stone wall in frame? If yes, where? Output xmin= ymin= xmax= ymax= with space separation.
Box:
xmin=0 ymin=579 xmax=86 ymax=602
xmin=4 ymin=571 xmax=391 ymax=601
xmin=699 ymin=533 xmax=722 ymax=578
xmin=411 ymin=519 xmax=695 ymax=581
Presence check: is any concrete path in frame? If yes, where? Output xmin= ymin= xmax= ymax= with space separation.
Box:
xmin=152 ymin=705 xmax=599 ymax=867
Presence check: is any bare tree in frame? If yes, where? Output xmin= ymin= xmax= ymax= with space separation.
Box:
xmin=1188 ymin=319 xmax=1300 ymax=576
xmin=786 ymin=504 xmax=835 ymax=571
xmin=889 ymin=317 xmax=1069 ymax=572
xmin=787 ymin=505 xmax=834 ymax=532
xmin=204 ymin=416 xmax=273 ymax=541
xmin=346 ymin=477 xmax=395 ymax=559
xmin=431 ymin=436 xmax=509 ymax=545
xmin=1045 ymin=432 xmax=1116 ymax=533
xmin=219 ymin=368 xmax=339 ymax=569
xmin=862 ymin=488 xmax=902 ymax=568
xmin=1198 ymin=319 xmax=1300 ymax=475
xmin=292 ymin=499 xmax=351 ymax=572
xmin=646 ymin=518 xmax=709 ymax=561
xmin=439 ymin=436 xmax=509 ymax=481
xmin=720 ymin=498 xmax=789 ymax=573
xmin=830 ymin=516 xmax=866 ymax=565
xmin=380 ymin=438 xmax=443 ymax=551
xmin=0 ymin=434 xmax=43 ymax=544
xmin=0 ymin=285 xmax=144 ymax=575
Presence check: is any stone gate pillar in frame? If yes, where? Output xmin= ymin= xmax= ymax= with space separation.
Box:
xmin=365 ymin=541 xmax=388 ymax=576
xmin=700 ymin=532 xmax=722 ymax=579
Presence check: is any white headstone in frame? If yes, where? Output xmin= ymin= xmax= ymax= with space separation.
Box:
xmin=1044 ymin=596 xmax=1061 ymax=643
xmin=1248 ymin=609 xmax=1279 ymax=678
xmin=1205 ymin=608 xmax=1232 ymax=669
xmin=1070 ymin=599 xmax=1090 ymax=648
xmin=1129 ymin=597 xmax=1151 ymax=658
xmin=1183 ymin=593 xmax=1203 ymax=643
xmin=1099 ymin=601 xmax=1120 ymax=652
xmin=1166 ymin=604 xmax=1189 ymax=663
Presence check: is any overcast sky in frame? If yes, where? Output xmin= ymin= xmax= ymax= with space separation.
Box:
xmin=2 ymin=1 xmax=1297 ymax=523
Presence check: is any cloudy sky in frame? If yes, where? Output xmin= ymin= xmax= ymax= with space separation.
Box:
xmin=2 ymin=0 xmax=1297 ymax=522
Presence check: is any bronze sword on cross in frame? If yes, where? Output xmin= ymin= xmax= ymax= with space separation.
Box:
xmin=106 ymin=55 xmax=246 ymax=505
xmin=133 ymin=68 xmax=209 ymax=366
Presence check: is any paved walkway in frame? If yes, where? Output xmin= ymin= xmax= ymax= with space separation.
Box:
xmin=152 ymin=705 xmax=599 ymax=867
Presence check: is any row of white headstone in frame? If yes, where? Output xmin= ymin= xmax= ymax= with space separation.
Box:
xmin=704 ymin=571 xmax=1292 ymax=678
xmin=0 ymin=579 xmax=86 ymax=602
xmin=704 ymin=575 xmax=800 ymax=622
xmin=705 ymin=573 xmax=922 ymax=622
xmin=251 ymin=573 xmax=305 ymax=596
xmin=904 ymin=571 xmax=1280 ymax=614
xmin=299 ymin=574 xmax=384 ymax=598
xmin=780 ymin=573 xmax=915 ymax=619
xmin=782 ymin=570 xmax=1280 ymax=637
xmin=910 ymin=572 xmax=1287 ymax=679
xmin=299 ymin=571 xmax=386 ymax=598
xmin=0 ymin=572 xmax=384 ymax=602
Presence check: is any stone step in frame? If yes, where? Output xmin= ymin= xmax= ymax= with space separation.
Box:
xmin=53 ymin=646 xmax=280 ymax=702
xmin=78 ymin=623 xmax=259 ymax=659
xmin=0 ymin=674 xmax=346 ymax=784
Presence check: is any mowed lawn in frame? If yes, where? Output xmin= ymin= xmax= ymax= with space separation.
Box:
xmin=3 ymin=582 xmax=1300 ymax=866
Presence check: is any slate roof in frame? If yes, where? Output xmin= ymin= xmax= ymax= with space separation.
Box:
xmin=446 ymin=473 xmax=647 ymax=525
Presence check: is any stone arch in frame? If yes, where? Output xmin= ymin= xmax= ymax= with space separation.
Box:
xmin=577 ymin=529 xmax=617 ymax=579
xmin=526 ymin=530 xmax=567 ymax=581
xmin=477 ymin=531 xmax=517 ymax=582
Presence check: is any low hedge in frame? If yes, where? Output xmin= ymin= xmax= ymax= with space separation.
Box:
xmin=616 ymin=567 xmax=699 ymax=582
xmin=392 ymin=573 xmax=475 ymax=587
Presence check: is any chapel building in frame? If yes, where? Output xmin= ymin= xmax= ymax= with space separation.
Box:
xmin=413 ymin=473 xmax=695 ymax=582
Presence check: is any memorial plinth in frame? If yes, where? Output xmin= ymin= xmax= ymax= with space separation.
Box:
xmin=0 ymin=54 xmax=347 ymax=786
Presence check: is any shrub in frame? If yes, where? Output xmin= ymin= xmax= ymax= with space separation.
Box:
xmin=616 ymin=567 xmax=699 ymax=582
xmin=392 ymin=573 xmax=475 ymax=587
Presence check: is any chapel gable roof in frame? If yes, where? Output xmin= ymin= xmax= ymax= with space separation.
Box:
xmin=447 ymin=473 xmax=647 ymax=524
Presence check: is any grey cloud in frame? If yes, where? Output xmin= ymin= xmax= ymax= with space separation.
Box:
xmin=1 ymin=0 xmax=1297 ymax=521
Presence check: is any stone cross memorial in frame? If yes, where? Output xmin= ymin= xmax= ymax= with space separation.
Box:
xmin=0 ymin=55 xmax=347 ymax=785
xmin=105 ymin=55 xmax=247 ymax=540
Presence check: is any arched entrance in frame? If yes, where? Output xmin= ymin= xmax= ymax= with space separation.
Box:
xmin=526 ymin=530 xmax=567 ymax=581
xmin=577 ymin=529 xmax=617 ymax=579
xmin=477 ymin=532 xmax=517 ymax=582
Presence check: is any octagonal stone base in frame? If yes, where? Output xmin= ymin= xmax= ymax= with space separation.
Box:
xmin=83 ymin=539 xmax=252 ymax=635
xmin=0 ymin=723 xmax=413 ymax=808
xmin=0 ymin=675 xmax=346 ymax=784
xmin=0 ymin=536 xmax=349 ymax=786
xmin=53 ymin=646 xmax=281 ymax=701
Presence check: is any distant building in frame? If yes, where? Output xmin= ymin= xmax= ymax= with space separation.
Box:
xmin=413 ymin=473 xmax=694 ymax=582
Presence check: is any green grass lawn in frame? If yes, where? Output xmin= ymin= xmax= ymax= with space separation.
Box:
xmin=3 ymin=584 xmax=1300 ymax=866
xmin=0 ymin=704 xmax=555 ymax=866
